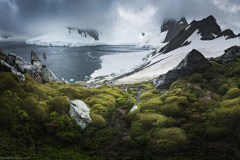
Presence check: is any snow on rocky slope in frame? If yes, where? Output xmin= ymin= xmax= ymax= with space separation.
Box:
xmin=118 ymin=16 xmax=240 ymax=84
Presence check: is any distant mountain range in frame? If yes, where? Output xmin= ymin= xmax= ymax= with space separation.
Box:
xmin=26 ymin=28 xmax=105 ymax=47
xmin=118 ymin=15 xmax=240 ymax=84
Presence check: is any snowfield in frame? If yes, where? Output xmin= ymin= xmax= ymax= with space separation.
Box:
xmin=138 ymin=31 xmax=168 ymax=49
xmin=117 ymin=31 xmax=240 ymax=84
xmin=90 ymin=50 xmax=153 ymax=78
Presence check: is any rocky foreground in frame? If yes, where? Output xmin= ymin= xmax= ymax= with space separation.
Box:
xmin=1 ymin=46 xmax=240 ymax=159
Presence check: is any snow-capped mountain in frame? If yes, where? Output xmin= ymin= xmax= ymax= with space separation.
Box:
xmin=26 ymin=28 xmax=106 ymax=47
xmin=138 ymin=17 xmax=188 ymax=49
xmin=118 ymin=15 xmax=240 ymax=84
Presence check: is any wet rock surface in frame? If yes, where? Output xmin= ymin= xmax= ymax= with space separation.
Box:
xmin=155 ymin=49 xmax=211 ymax=89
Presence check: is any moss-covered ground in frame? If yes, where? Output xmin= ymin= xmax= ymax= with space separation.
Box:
xmin=1 ymin=58 xmax=240 ymax=159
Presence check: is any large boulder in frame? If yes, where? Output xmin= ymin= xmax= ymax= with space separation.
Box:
xmin=0 ymin=60 xmax=25 ymax=81
xmin=68 ymin=98 xmax=92 ymax=130
xmin=31 ymin=50 xmax=42 ymax=71
xmin=41 ymin=65 xmax=60 ymax=83
xmin=208 ymin=45 xmax=240 ymax=65
xmin=155 ymin=49 xmax=211 ymax=89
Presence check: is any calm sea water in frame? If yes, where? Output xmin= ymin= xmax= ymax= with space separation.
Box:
xmin=0 ymin=41 xmax=149 ymax=82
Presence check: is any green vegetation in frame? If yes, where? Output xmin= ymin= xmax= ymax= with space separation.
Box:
xmin=2 ymin=58 xmax=240 ymax=159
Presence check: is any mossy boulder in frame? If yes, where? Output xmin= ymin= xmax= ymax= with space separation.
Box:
xmin=130 ymin=113 xmax=168 ymax=138
xmin=91 ymin=104 xmax=106 ymax=116
xmin=139 ymin=91 xmax=155 ymax=101
xmin=218 ymin=84 xmax=228 ymax=96
xmin=223 ymin=88 xmax=240 ymax=99
xmin=90 ymin=112 xmax=106 ymax=129
xmin=141 ymin=97 xmax=163 ymax=112
xmin=147 ymin=127 xmax=189 ymax=155
xmin=204 ymin=125 xmax=230 ymax=141
xmin=46 ymin=96 xmax=70 ymax=116
xmin=126 ymin=98 xmax=136 ymax=109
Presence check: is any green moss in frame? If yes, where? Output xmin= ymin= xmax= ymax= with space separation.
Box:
xmin=220 ymin=97 xmax=240 ymax=108
xmin=218 ymin=84 xmax=228 ymax=96
xmin=0 ymin=53 xmax=4 ymax=61
xmin=126 ymin=98 xmax=136 ymax=109
xmin=147 ymin=127 xmax=189 ymax=155
xmin=160 ymin=102 xmax=180 ymax=117
xmin=204 ymin=125 xmax=230 ymax=141
xmin=130 ymin=113 xmax=168 ymax=139
xmin=187 ymin=73 xmax=203 ymax=83
xmin=223 ymin=88 xmax=240 ymax=99
xmin=141 ymin=97 xmax=163 ymax=112
xmin=211 ymin=93 xmax=222 ymax=101
xmin=165 ymin=96 xmax=178 ymax=104
xmin=123 ymin=105 xmax=140 ymax=124
xmin=139 ymin=91 xmax=155 ymax=101
xmin=90 ymin=112 xmax=106 ymax=129
xmin=91 ymin=104 xmax=106 ymax=116
xmin=45 ymin=96 xmax=70 ymax=116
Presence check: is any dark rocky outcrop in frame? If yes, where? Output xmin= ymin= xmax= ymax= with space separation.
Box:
xmin=3 ymin=51 xmax=59 ymax=83
xmin=1 ymin=34 xmax=12 ymax=39
xmin=161 ymin=19 xmax=177 ymax=32
xmin=31 ymin=50 xmax=41 ymax=64
xmin=155 ymin=49 xmax=211 ymax=89
xmin=208 ymin=45 xmax=240 ymax=65
xmin=0 ymin=60 xmax=25 ymax=81
xmin=4 ymin=53 xmax=37 ymax=78
xmin=163 ymin=17 xmax=188 ymax=43
xmin=159 ymin=15 xmax=222 ymax=54
xmin=217 ymin=29 xmax=237 ymax=39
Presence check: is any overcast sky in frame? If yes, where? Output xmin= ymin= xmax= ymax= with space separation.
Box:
xmin=1 ymin=0 xmax=240 ymax=39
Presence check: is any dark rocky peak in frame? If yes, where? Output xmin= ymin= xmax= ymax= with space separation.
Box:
xmin=177 ymin=17 xmax=187 ymax=25
xmin=192 ymin=15 xmax=221 ymax=40
xmin=217 ymin=29 xmax=237 ymax=39
xmin=67 ymin=27 xmax=99 ymax=41
xmin=78 ymin=29 xmax=99 ymax=41
xmin=159 ymin=15 xmax=222 ymax=54
xmin=161 ymin=19 xmax=177 ymax=32
xmin=163 ymin=17 xmax=188 ymax=42
xmin=155 ymin=49 xmax=211 ymax=89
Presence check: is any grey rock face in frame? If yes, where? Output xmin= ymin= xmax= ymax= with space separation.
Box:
xmin=0 ymin=60 xmax=25 ymax=81
xmin=40 ymin=65 xmax=60 ymax=83
xmin=155 ymin=49 xmax=211 ymax=89
xmin=208 ymin=45 xmax=240 ymax=65
xmin=31 ymin=51 xmax=41 ymax=64
xmin=163 ymin=17 xmax=188 ymax=43
xmin=67 ymin=98 xmax=92 ymax=130
xmin=4 ymin=53 xmax=37 ymax=77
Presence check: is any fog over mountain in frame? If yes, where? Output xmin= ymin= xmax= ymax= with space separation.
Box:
xmin=1 ymin=0 xmax=240 ymax=40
